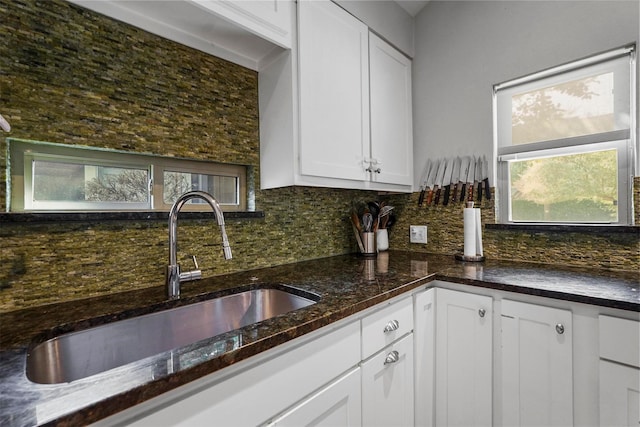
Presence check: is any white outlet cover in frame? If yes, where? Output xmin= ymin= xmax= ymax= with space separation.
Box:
xmin=410 ymin=225 xmax=427 ymax=244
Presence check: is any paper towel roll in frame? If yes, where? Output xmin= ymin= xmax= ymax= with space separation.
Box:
xmin=464 ymin=207 xmax=476 ymax=257
xmin=475 ymin=208 xmax=483 ymax=256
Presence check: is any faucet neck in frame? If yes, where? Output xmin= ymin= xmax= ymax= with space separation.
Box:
xmin=166 ymin=191 xmax=232 ymax=299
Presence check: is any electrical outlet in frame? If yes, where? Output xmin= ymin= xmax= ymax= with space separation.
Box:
xmin=410 ymin=225 xmax=427 ymax=244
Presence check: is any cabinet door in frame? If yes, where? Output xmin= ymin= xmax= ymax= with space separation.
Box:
xmin=501 ymin=300 xmax=573 ymax=427
xmin=369 ymin=32 xmax=413 ymax=186
xmin=298 ymin=0 xmax=369 ymax=182
xmin=267 ymin=367 xmax=362 ymax=427
xmin=600 ymin=360 xmax=640 ymax=426
xmin=361 ymin=334 xmax=414 ymax=427
xmin=435 ymin=288 xmax=492 ymax=427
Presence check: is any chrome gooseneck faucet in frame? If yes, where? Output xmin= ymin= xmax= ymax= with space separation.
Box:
xmin=166 ymin=191 xmax=232 ymax=299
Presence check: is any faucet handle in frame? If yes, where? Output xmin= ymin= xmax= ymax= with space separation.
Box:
xmin=178 ymin=255 xmax=202 ymax=283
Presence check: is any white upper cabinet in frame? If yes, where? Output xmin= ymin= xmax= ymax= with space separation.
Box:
xmin=298 ymin=0 xmax=370 ymax=182
xmin=259 ymin=0 xmax=414 ymax=193
xmin=369 ymin=32 xmax=413 ymax=187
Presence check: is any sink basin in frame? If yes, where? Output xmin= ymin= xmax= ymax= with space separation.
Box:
xmin=26 ymin=288 xmax=318 ymax=384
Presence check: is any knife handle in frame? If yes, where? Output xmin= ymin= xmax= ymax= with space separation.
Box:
xmin=418 ymin=189 xmax=426 ymax=207
xmin=478 ymin=182 xmax=483 ymax=202
xmin=483 ymin=178 xmax=491 ymax=200
xmin=451 ymin=183 xmax=458 ymax=204
xmin=460 ymin=183 xmax=466 ymax=202
xmin=434 ymin=187 xmax=442 ymax=205
xmin=467 ymin=182 xmax=474 ymax=202
xmin=443 ymin=185 xmax=451 ymax=206
xmin=426 ymin=189 xmax=434 ymax=206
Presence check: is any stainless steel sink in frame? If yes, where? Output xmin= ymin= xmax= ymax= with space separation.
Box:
xmin=26 ymin=288 xmax=317 ymax=384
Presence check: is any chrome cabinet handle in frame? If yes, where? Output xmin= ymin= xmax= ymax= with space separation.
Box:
xmin=478 ymin=308 xmax=486 ymax=318
xmin=384 ymin=350 xmax=400 ymax=365
xmin=383 ymin=320 xmax=400 ymax=333
xmin=556 ymin=323 xmax=565 ymax=335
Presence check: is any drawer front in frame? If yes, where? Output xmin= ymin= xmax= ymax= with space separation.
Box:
xmin=600 ymin=315 xmax=640 ymax=368
xmin=362 ymin=297 xmax=413 ymax=359
xmin=361 ymin=333 xmax=414 ymax=427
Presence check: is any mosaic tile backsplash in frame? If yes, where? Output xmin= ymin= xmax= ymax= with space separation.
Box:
xmin=1 ymin=0 xmax=638 ymax=312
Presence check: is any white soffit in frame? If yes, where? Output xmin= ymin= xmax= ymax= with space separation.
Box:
xmin=68 ymin=0 xmax=283 ymax=71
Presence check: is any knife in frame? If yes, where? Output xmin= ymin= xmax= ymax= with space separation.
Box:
xmin=458 ymin=156 xmax=471 ymax=203
xmin=433 ymin=158 xmax=448 ymax=205
xmin=482 ymin=155 xmax=491 ymax=200
xmin=425 ymin=158 xmax=440 ymax=206
xmin=443 ymin=157 xmax=458 ymax=206
xmin=475 ymin=156 xmax=483 ymax=202
xmin=418 ymin=159 xmax=432 ymax=207
xmin=466 ymin=156 xmax=476 ymax=202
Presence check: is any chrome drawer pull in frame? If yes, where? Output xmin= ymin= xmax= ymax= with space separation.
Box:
xmin=383 ymin=320 xmax=400 ymax=333
xmin=478 ymin=308 xmax=486 ymax=318
xmin=384 ymin=350 xmax=400 ymax=365
xmin=556 ymin=323 xmax=565 ymax=335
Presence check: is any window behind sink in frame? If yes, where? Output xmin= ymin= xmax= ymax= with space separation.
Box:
xmin=8 ymin=138 xmax=247 ymax=212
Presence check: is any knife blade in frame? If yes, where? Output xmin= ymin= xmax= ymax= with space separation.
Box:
xmin=475 ymin=156 xmax=483 ymax=202
xmin=482 ymin=155 xmax=491 ymax=200
xmin=466 ymin=156 xmax=476 ymax=202
xmin=443 ymin=157 xmax=459 ymax=206
xmin=458 ymin=156 xmax=471 ymax=203
xmin=418 ymin=158 xmax=432 ymax=207
xmin=433 ymin=158 xmax=448 ymax=205
xmin=425 ymin=158 xmax=440 ymax=206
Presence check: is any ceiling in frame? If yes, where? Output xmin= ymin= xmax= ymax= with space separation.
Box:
xmin=395 ymin=0 xmax=429 ymax=17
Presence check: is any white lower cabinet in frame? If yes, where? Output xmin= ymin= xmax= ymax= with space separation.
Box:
xmin=434 ymin=288 xmax=493 ymax=427
xmin=361 ymin=334 xmax=414 ymax=427
xmin=599 ymin=315 xmax=640 ymax=426
xmin=266 ymin=367 xmax=362 ymax=427
xmin=501 ymin=300 xmax=573 ymax=427
xmin=600 ymin=360 xmax=640 ymax=426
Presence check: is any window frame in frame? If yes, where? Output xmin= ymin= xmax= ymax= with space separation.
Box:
xmin=7 ymin=139 xmax=247 ymax=212
xmin=493 ymin=45 xmax=636 ymax=226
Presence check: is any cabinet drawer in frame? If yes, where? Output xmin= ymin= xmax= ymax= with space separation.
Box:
xmin=362 ymin=297 xmax=413 ymax=359
xmin=600 ymin=315 xmax=640 ymax=367
xmin=361 ymin=334 xmax=414 ymax=427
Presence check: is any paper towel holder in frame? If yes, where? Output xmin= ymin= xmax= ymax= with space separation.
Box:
xmin=455 ymin=254 xmax=485 ymax=262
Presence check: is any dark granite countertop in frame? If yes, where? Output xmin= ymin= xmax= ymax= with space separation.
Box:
xmin=1 ymin=251 xmax=638 ymax=426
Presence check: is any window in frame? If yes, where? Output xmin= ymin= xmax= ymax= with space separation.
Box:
xmin=8 ymin=139 xmax=247 ymax=212
xmin=494 ymin=45 xmax=636 ymax=225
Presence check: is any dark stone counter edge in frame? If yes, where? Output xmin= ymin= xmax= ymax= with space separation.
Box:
xmin=486 ymin=223 xmax=639 ymax=234
xmin=0 ymin=211 xmax=265 ymax=223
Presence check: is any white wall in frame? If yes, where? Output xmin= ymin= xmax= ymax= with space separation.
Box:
xmin=412 ymin=0 xmax=640 ymax=187
xmin=334 ymin=0 xmax=415 ymax=57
